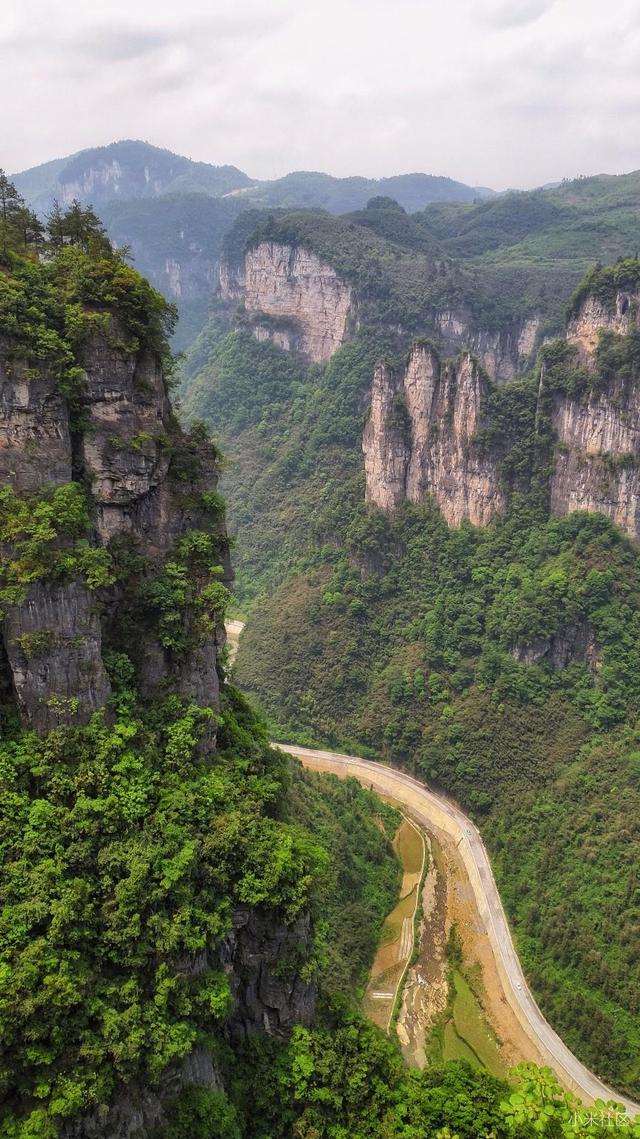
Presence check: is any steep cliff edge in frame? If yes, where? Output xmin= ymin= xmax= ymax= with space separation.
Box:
xmin=549 ymin=378 xmax=640 ymax=541
xmin=545 ymin=261 xmax=640 ymax=541
xmin=436 ymin=310 xmax=542 ymax=383
xmin=363 ymin=344 xmax=505 ymax=525
xmin=220 ymin=240 xmax=353 ymax=363
xmin=0 ymin=285 xmax=231 ymax=731
xmin=363 ymin=262 xmax=640 ymax=543
xmin=566 ymin=268 xmax=640 ymax=365
xmin=216 ymin=209 xmax=542 ymax=378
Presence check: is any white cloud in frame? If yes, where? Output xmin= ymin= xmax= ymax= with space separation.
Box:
xmin=475 ymin=0 xmax=557 ymax=29
xmin=2 ymin=0 xmax=640 ymax=188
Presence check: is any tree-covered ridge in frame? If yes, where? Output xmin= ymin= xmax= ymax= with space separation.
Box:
xmin=222 ymin=205 xmax=526 ymax=335
xmin=0 ymin=188 xmax=176 ymax=377
xmin=414 ymin=175 xmax=640 ymax=333
xmin=12 ymin=141 xmax=252 ymax=216
xmin=13 ymin=142 xmax=486 ymax=219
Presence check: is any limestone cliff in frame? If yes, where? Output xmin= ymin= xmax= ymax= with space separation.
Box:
xmin=548 ymin=373 xmax=640 ymax=540
xmin=542 ymin=267 xmax=640 ymax=540
xmin=220 ymin=239 xmax=540 ymax=378
xmin=0 ymin=320 xmax=230 ymax=732
xmin=436 ymin=311 xmax=542 ymax=382
xmin=220 ymin=240 xmax=353 ymax=363
xmin=365 ymin=276 xmax=640 ymax=543
xmin=363 ymin=344 xmax=505 ymax=525
xmin=567 ymin=286 xmax=640 ymax=364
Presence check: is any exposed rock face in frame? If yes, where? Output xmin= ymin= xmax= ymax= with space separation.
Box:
xmin=0 ymin=322 xmax=230 ymax=731
xmin=2 ymin=581 xmax=111 ymax=734
xmin=78 ymin=321 xmax=174 ymax=551
xmin=364 ymin=344 xmax=505 ymax=526
xmin=511 ymin=622 xmax=601 ymax=674
xmin=567 ymin=289 xmax=640 ymax=364
xmin=365 ymin=293 xmax=640 ymax=542
xmin=549 ymin=382 xmax=640 ymax=540
xmin=436 ymin=312 xmax=542 ymax=382
xmin=548 ymin=287 xmax=640 ymax=540
xmin=0 ymin=351 xmax=113 ymax=730
xmin=220 ymin=239 xmax=544 ymax=379
xmin=220 ymin=906 xmax=316 ymax=1042
xmin=362 ymin=361 xmax=410 ymax=513
xmin=61 ymin=1049 xmax=225 ymax=1139
xmin=60 ymin=160 xmax=127 ymax=206
xmin=0 ymin=355 xmax=71 ymax=491
xmin=220 ymin=241 xmax=353 ymax=363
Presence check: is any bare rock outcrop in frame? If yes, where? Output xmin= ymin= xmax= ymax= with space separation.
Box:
xmin=549 ymin=382 xmax=640 ymax=540
xmin=548 ymin=284 xmax=640 ymax=541
xmin=0 ymin=321 xmax=230 ymax=731
xmin=220 ymin=237 xmax=543 ymax=379
xmin=0 ymin=351 xmax=112 ymax=730
xmin=364 ymin=344 xmax=504 ymax=526
xmin=220 ymin=906 xmax=316 ymax=1042
xmin=511 ymin=622 xmax=601 ymax=674
xmin=437 ymin=312 xmax=542 ymax=383
xmin=567 ymin=288 xmax=640 ymax=365
xmin=0 ymin=355 xmax=72 ymax=491
xmin=220 ymin=241 xmax=353 ymax=363
xmin=2 ymin=581 xmax=111 ymax=734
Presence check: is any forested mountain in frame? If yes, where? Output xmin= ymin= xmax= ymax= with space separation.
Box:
xmin=11 ymin=141 xmax=495 ymax=351
xmin=4 ymin=152 xmax=640 ymax=1135
xmin=179 ymin=200 xmax=640 ymax=1100
xmin=1 ymin=172 xmax=621 ymax=1139
xmin=12 ymin=140 xmax=490 ymax=216
xmin=230 ymin=169 xmax=494 ymax=212
xmin=11 ymin=140 xmax=252 ymax=214
xmin=14 ymin=142 xmax=640 ymax=362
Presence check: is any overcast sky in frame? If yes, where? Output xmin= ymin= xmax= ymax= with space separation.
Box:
xmin=2 ymin=0 xmax=640 ymax=190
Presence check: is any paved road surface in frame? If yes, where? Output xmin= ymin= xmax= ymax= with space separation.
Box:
xmin=275 ymin=742 xmax=639 ymax=1116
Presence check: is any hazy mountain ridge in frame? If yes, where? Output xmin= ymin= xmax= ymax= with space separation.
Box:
xmin=12 ymin=139 xmax=251 ymax=214
xmin=12 ymin=139 xmax=493 ymax=216
xmin=14 ymin=141 xmax=640 ymax=359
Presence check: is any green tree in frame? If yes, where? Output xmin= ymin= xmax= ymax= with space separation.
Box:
xmin=0 ymin=171 xmax=42 ymax=259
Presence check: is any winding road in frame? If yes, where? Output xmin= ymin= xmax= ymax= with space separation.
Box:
xmin=274 ymin=742 xmax=640 ymax=1116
